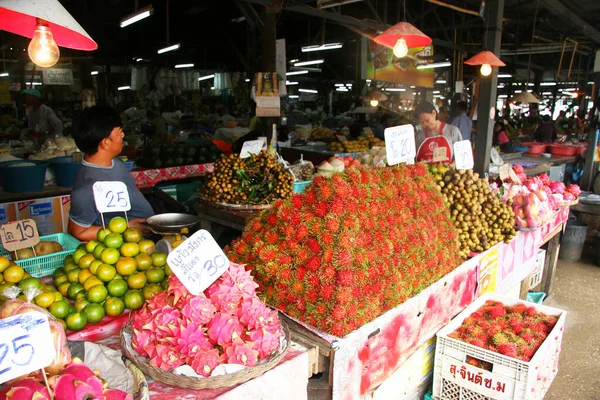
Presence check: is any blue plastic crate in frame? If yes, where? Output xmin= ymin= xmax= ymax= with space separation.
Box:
xmin=293 ymin=180 xmax=312 ymax=193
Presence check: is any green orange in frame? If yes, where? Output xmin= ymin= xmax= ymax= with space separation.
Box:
xmin=83 ymin=276 xmax=103 ymax=291
xmin=83 ymin=303 xmax=105 ymax=323
xmin=89 ymin=260 xmax=103 ymax=275
xmin=146 ymin=268 xmax=165 ymax=284
xmin=135 ymin=254 xmax=152 ymax=271
xmin=67 ymin=283 xmax=84 ymax=300
xmin=78 ymin=269 xmax=93 ymax=285
xmin=97 ymin=264 xmax=117 ymax=282
xmin=104 ymin=297 xmax=125 ymax=317
xmin=124 ymin=290 xmax=144 ymax=310
xmin=66 ymin=312 xmax=87 ymax=331
xmin=123 ymin=228 xmax=143 ymax=244
xmin=93 ymin=244 xmax=106 ymax=260
xmin=86 ymin=284 xmax=108 ymax=303
xmin=116 ymin=257 xmax=137 ymax=276
xmin=49 ymin=300 xmax=71 ymax=319
xmin=142 ymin=284 xmax=162 ymax=300
xmin=67 ymin=268 xmax=81 ymax=283
xmin=101 ymin=248 xmax=120 ymax=265
xmin=126 ymin=272 xmax=147 ymax=289
xmin=151 ymin=252 xmax=167 ymax=268
xmin=97 ymin=228 xmax=112 ymax=242
xmin=72 ymin=248 xmax=87 ymax=264
xmin=120 ymin=243 xmax=140 ymax=258
xmin=104 ymin=233 xmax=124 ymax=249
xmin=138 ymin=240 xmax=155 ymax=255
xmin=107 ymin=279 xmax=128 ymax=298
xmin=85 ymin=240 xmax=100 ymax=254
xmin=108 ymin=217 xmax=128 ymax=234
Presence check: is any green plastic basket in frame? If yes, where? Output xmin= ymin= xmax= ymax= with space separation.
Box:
xmin=293 ymin=180 xmax=312 ymax=194
xmin=0 ymin=233 xmax=81 ymax=278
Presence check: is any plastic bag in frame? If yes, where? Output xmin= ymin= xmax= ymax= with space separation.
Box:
xmin=288 ymin=155 xmax=314 ymax=181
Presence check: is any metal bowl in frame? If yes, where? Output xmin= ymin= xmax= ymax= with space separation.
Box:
xmin=144 ymin=213 xmax=200 ymax=234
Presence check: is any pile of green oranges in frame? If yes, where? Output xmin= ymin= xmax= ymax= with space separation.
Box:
xmin=50 ymin=216 xmax=171 ymax=331
xmin=0 ymin=256 xmax=53 ymax=301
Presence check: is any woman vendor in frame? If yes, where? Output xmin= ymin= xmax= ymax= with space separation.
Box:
xmin=414 ymin=102 xmax=463 ymax=163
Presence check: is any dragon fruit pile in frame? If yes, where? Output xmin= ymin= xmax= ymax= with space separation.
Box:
xmin=0 ymin=358 xmax=131 ymax=400
xmin=130 ymin=262 xmax=282 ymax=376
xmin=448 ymin=300 xmax=559 ymax=362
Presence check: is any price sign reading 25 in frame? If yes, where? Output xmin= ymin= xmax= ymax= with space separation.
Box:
xmin=385 ymin=124 xmax=416 ymax=166
xmin=167 ymin=229 xmax=230 ymax=295
xmin=0 ymin=312 xmax=54 ymax=384
xmin=93 ymin=181 xmax=131 ymax=214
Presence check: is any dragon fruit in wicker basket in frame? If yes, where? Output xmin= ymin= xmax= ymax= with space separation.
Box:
xmin=130 ymin=262 xmax=282 ymax=377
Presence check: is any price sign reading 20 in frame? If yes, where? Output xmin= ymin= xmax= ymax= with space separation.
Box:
xmin=385 ymin=124 xmax=416 ymax=166
xmin=93 ymin=181 xmax=131 ymax=214
xmin=0 ymin=312 xmax=54 ymax=384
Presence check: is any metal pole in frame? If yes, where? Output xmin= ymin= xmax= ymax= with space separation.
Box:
xmin=474 ymin=0 xmax=504 ymax=175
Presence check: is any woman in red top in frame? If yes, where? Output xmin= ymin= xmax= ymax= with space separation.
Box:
xmin=414 ymin=102 xmax=463 ymax=163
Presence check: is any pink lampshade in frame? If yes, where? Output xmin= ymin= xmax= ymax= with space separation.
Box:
xmin=0 ymin=0 xmax=97 ymax=51
xmin=374 ymin=22 xmax=432 ymax=49
xmin=464 ymin=51 xmax=505 ymax=67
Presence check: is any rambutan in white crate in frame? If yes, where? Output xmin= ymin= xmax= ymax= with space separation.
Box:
xmin=432 ymin=293 xmax=566 ymax=400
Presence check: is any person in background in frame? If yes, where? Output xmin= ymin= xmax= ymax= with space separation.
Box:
xmin=438 ymin=106 xmax=449 ymax=122
xmin=534 ymin=115 xmax=558 ymax=143
xmin=22 ymin=88 xmax=63 ymax=137
xmin=493 ymin=121 xmax=510 ymax=150
xmin=68 ymin=106 xmax=153 ymax=242
xmin=450 ymin=101 xmax=473 ymax=141
xmin=373 ymin=114 xmax=394 ymax=140
xmin=414 ymin=102 xmax=462 ymax=163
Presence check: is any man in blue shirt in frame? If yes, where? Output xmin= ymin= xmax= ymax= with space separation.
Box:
xmin=451 ymin=101 xmax=472 ymax=141
xmin=68 ymin=106 xmax=153 ymax=241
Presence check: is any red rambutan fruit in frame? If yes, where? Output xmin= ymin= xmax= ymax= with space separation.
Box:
xmin=306 ymin=290 xmax=319 ymax=303
xmin=315 ymin=304 xmax=327 ymax=315
xmin=317 ymin=181 xmax=335 ymax=200
xmin=278 ymin=254 xmax=293 ymax=266
xmin=322 ymin=248 xmax=334 ymax=263
xmin=292 ymin=194 xmax=303 ymax=209
xmin=497 ymin=343 xmax=518 ymax=358
xmin=321 ymin=284 xmax=335 ymax=300
xmin=336 ymin=269 xmax=354 ymax=286
xmin=315 ymin=201 xmax=328 ymax=218
xmin=321 ymin=232 xmax=334 ymax=246
xmin=325 ymin=217 xmax=340 ymax=233
xmin=279 ymin=268 xmax=292 ymax=282
xmin=265 ymin=230 xmax=279 ymax=244
xmin=334 ymin=249 xmax=353 ymax=268
xmin=335 ymin=287 xmax=353 ymax=305
xmin=291 ymin=281 xmax=305 ymax=294
xmin=306 ymin=256 xmax=320 ymax=272
xmin=331 ymin=305 xmax=347 ymax=320
xmin=304 ymin=189 xmax=316 ymax=205
xmin=295 ymin=267 xmax=307 ymax=281
xmin=296 ymin=224 xmax=309 ymax=241
xmin=306 ymin=238 xmax=321 ymax=253
xmin=330 ymin=323 xmax=347 ymax=337
xmin=267 ymin=213 xmax=278 ymax=226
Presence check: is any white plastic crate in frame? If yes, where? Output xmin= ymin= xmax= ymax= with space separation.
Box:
xmin=529 ymin=249 xmax=546 ymax=290
xmin=432 ymin=293 xmax=566 ymax=400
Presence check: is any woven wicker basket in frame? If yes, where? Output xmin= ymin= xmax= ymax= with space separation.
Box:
xmin=120 ymin=319 xmax=290 ymax=389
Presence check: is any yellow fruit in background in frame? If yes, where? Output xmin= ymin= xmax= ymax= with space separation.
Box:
xmin=116 ymin=258 xmax=137 ymax=276
xmin=123 ymin=228 xmax=143 ymax=244
xmin=72 ymin=248 xmax=87 ymax=264
xmin=138 ymin=240 xmax=155 ymax=255
xmin=164 ymin=264 xmax=172 ymax=277
xmin=4 ymin=265 xmax=24 ymax=283
xmin=0 ymin=256 xmax=10 ymax=273
xmin=89 ymin=260 xmax=103 ymax=275
xmin=108 ymin=217 xmax=128 ymax=234
xmin=120 ymin=243 xmax=140 ymax=258
xmin=57 ymin=282 xmax=71 ymax=297
xmin=67 ymin=268 xmax=81 ymax=283
xmin=78 ymin=269 xmax=93 ymax=285
xmin=101 ymin=248 xmax=120 ymax=265
xmin=126 ymin=272 xmax=147 ymax=289
xmin=78 ymin=254 xmax=95 ymax=269
xmin=97 ymin=264 xmax=117 ymax=282
xmin=135 ymin=254 xmax=152 ymax=271
xmin=83 ymin=276 xmax=103 ymax=291
xmin=53 ymin=292 xmax=64 ymax=302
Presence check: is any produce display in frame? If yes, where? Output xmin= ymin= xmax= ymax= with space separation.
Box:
xmin=506 ymin=137 xmax=527 ymax=149
xmin=228 ymin=165 xmax=462 ymax=337
xmin=130 ymin=262 xmax=282 ymax=374
xmin=29 ymin=138 xmax=81 ymax=160
xmin=449 ymin=300 xmax=558 ymax=362
xmin=136 ymin=142 xmax=222 ymax=169
xmin=310 ymin=126 xmax=335 ymax=140
xmin=49 ymin=217 xmax=169 ymax=331
xmin=200 ymin=152 xmax=294 ymax=205
xmin=317 ymin=156 xmax=361 ymax=177
xmin=287 ymin=157 xmax=315 ymax=181
xmin=0 ymin=358 xmax=133 ymax=400
xmin=359 ymin=147 xmax=387 ymax=167
xmin=432 ymin=166 xmax=516 ymax=258
xmin=11 ymin=241 xmax=64 ymax=260
xmin=328 ymin=133 xmax=385 ymax=153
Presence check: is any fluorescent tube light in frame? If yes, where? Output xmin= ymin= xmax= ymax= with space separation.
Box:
xmin=542 ymin=92 xmax=552 ymax=95
xmin=211 ymin=87 xmax=215 ymax=90
xmin=286 ymin=81 xmax=298 ymax=85
xmin=198 ymin=74 xmax=215 ymax=81
xmin=336 ymin=87 xmax=348 ymax=91
xmin=245 ymin=79 xmax=250 ymax=82
xmin=563 ymin=88 xmax=576 ymax=92
xmin=384 ymin=88 xmax=405 ymax=92
xmin=0 ymin=72 xmax=8 ymax=77
xmin=435 ymin=80 xmax=447 ymax=84
xmin=514 ymin=90 xmax=522 ymax=93
xmin=335 ymin=83 xmax=345 ymax=87
xmin=433 ymin=90 xmax=440 ymax=94
xmin=289 ymin=59 xmax=299 ymax=64
xmin=120 ymin=5 xmax=153 ymax=28
xmin=417 ymin=61 xmax=451 ymax=69
xmin=118 ymin=86 xmax=131 ymax=91
xmin=289 ymin=95 xmax=299 ymax=99
xmin=136 ymin=58 xmax=143 ymax=62
xmin=26 ymin=82 xmax=42 ymax=86
xmin=90 ymin=71 xmax=98 ymax=76
xmin=175 ymin=63 xmax=194 ymax=69
xmin=294 ymin=59 xmax=324 ymax=67
xmin=346 ymin=83 xmax=352 ymax=87
xmin=157 ymin=43 xmax=180 ymax=54
xmin=498 ymin=74 xmax=512 ymax=78
xmin=540 ymin=82 xmax=556 ymax=86
xmin=366 ymin=79 xmax=372 ymax=83
xmin=286 ymin=70 xmax=308 ymax=76
xmin=301 ymin=43 xmax=343 ymax=52
xmin=299 ymin=89 xmax=318 ymax=93
xmin=498 ymin=95 xmax=508 ymax=98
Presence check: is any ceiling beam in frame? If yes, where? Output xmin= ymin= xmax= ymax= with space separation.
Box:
xmin=538 ymin=0 xmax=600 ymax=44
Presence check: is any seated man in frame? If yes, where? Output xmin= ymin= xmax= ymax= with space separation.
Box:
xmin=68 ymin=106 xmax=153 ymax=241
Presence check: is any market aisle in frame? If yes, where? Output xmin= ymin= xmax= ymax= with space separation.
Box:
xmin=544 ymin=251 xmax=600 ymax=399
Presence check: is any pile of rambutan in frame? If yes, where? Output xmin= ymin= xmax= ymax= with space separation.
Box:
xmin=228 ymin=165 xmax=462 ymax=337
xmin=449 ymin=300 xmax=559 ymax=362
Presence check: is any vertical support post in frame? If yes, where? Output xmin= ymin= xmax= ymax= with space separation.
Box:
xmin=261 ymin=7 xmax=277 ymax=72
xmin=474 ymin=0 xmax=504 ymax=176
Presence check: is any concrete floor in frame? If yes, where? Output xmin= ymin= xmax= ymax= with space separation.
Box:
xmin=544 ymin=248 xmax=600 ymax=400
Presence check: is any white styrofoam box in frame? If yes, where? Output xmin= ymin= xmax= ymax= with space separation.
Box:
xmin=432 ymin=293 xmax=566 ymax=400
xmin=529 ymin=249 xmax=546 ymax=290
xmin=505 ymin=283 xmax=521 ymax=300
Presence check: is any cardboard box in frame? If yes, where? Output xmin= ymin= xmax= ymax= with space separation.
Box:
xmin=17 ymin=197 xmax=64 ymax=236
xmin=0 ymin=203 xmax=17 ymax=225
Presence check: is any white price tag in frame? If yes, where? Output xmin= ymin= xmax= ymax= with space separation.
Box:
xmin=167 ymin=230 xmax=230 ymax=295
xmin=499 ymin=164 xmax=511 ymax=180
xmin=509 ymin=168 xmax=522 ymax=184
xmin=385 ymin=124 xmax=416 ymax=166
xmin=0 ymin=219 xmax=40 ymax=252
xmin=454 ymin=140 xmax=474 ymax=170
xmin=0 ymin=312 xmax=54 ymax=384
xmin=257 ymin=137 xmax=268 ymax=151
xmin=240 ymin=140 xmax=263 ymax=159
xmin=490 ymin=148 xmax=503 ymax=166
xmin=93 ymin=181 xmax=131 ymax=214
xmin=432 ymin=147 xmax=447 ymax=162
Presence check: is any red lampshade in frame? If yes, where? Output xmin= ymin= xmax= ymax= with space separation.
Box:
xmin=0 ymin=0 xmax=97 ymax=51
xmin=374 ymin=22 xmax=432 ymax=49
xmin=464 ymin=51 xmax=505 ymax=67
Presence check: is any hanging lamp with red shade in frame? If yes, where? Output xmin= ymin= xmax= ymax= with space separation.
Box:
xmin=0 ymin=0 xmax=97 ymax=68
xmin=374 ymin=0 xmax=431 ymax=58
xmin=464 ymin=50 xmax=505 ymax=77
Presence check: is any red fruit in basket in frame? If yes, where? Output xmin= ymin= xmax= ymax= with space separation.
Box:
xmin=101 ymin=389 xmax=134 ymax=400
xmin=497 ymin=343 xmax=518 ymax=358
xmin=189 ymin=349 xmax=222 ymax=377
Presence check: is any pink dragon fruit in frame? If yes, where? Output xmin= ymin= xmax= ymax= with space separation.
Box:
xmin=563 ymin=192 xmax=575 ymax=201
xmin=566 ymin=184 xmax=581 ymax=197
xmin=224 ymin=338 xmax=259 ymax=367
xmin=143 ymin=306 xmax=182 ymax=339
xmin=538 ymin=173 xmax=551 ymax=185
xmin=206 ymin=281 xmax=244 ymax=313
xmin=238 ymin=297 xmax=280 ymax=332
xmin=149 ymin=340 xmax=186 ymax=370
xmin=181 ymin=294 xmax=216 ymax=325
xmin=207 ymin=312 xmax=244 ymax=345
xmin=246 ymin=327 xmax=281 ymax=358
xmin=101 ymin=389 xmax=134 ymax=400
xmin=188 ymin=349 xmax=222 ymax=377
xmin=549 ymin=181 xmax=566 ymax=194
xmin=219 ymin=263 xmax=260 ymax=296
xmin=166 ymin=274 xmax=190 ymax=307
xmin=175 ymin=322 xmax=212 ymax=357
xmin=132 ymin=327 xmax=154 ymax=357
xmin=0 ymin=378 xmax=50 ymax=399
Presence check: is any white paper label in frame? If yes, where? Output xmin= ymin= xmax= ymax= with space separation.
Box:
xmin=0 ymin=219 xmax=40 ymax=252
xmin=454 ymin=140 xmax=474 ymax=170
xmin=442 ymin=361 xmax=515 ymax=400
xmin=490 ymin=148 xmax=503 ymax=166
xmin=499 ymin=164 xmax=511 ymax=180
xmin=509 ymin=168 xmax=522 ymax=184
xmin=432 ymin=147 xmax=447 ymax=162
xmin=385 ymin=124 xmax=416 ymax=166
xmin=93 ymin=181 xmax=131 ymax=214
xmin=240 ymin=140 xmax=263 ymax=159
xmin=167 ymin=229 xmax=230 ymax=295
xmin=0 ymin=312 xmax=54 ymax=384
xmin=257 ymin=137 xmax=268 ymax=151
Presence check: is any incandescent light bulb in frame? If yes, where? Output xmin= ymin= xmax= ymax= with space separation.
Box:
xmin=480 ymin=63 xmax=492 ymax=77
xmin=393 ymin=38 xmax=409 ymax=58
xmin=28 ymin=24 xmax=60 ymax=68
xmin=369 ymin=99 xmax=379 ymax=107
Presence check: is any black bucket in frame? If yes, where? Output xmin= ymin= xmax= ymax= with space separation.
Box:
xmin=559 ymin=220 xmax=588 ymax=261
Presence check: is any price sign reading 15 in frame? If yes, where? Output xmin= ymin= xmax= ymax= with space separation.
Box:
xmin=0 ymin=312 xmax=54 ymax=384
xmin=0 ymin=219 xmax=40 ymax=252
xmin=93 ymin=182 xmax=131 ymax=214
xmin=167 ymin=229 xmax=230 ymax=295
xmin=385 ymin=124 xmax=416 ymax=166
xmin=454 ymin=140 xmax=474 ymax=170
